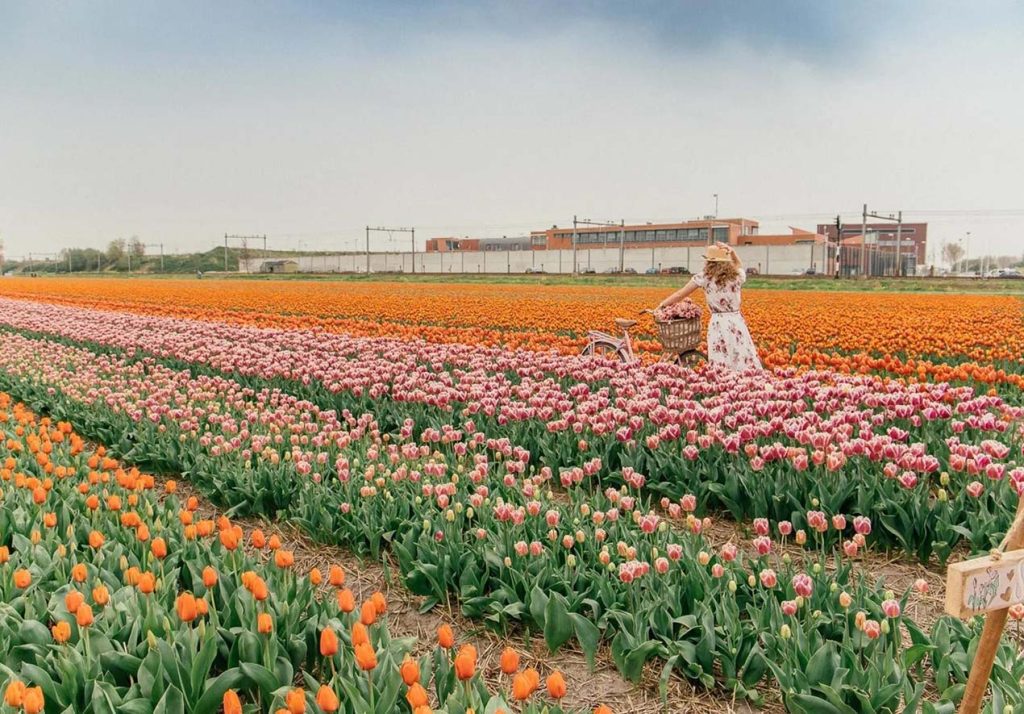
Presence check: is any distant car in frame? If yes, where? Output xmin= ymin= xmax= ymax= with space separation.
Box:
xmin=644 ymin=267 xmax=659 ymax=275
xmin=989 ymin=268 xmax=1022 ymax=279
xmin=580 ymin=268 xmax=596 ymax=274
xmin=622 ymin=267 xmax=637 ymax=274
xmin=664 ymin=266 xmax=689 ymax=275
xmin=745 ymin=267 xmax=759 ymax=276
xmin=525 ymin=267 xmax=545 ymax=274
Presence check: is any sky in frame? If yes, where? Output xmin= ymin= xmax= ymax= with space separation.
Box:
xmin=1 ymin=0 xmax=1023 ymax=263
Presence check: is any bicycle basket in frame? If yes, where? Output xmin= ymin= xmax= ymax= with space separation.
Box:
xmin=656 ymin=317 xmax=701 ymax=352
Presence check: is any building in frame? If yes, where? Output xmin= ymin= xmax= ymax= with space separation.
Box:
xmin=817 ymin=221 xmax=927 ymax=276
xmin=425 ymin=236 xmax=532 ymax=252
xmin=427 ymin=218 xmax=831 ymax=254
xmin=260 ymin=259 xmax=299 ymax=274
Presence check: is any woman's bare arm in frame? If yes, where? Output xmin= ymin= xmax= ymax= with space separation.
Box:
xmin=657 ymin=279 xmax=698 ymax=309
xmin=718 ymin=242 xmax=743 ymax=272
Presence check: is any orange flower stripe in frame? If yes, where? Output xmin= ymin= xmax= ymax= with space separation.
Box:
xmin=0 ymin=277 xmax=1019 ymax=387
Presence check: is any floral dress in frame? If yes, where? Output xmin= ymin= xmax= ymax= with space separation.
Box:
xmin=691 ymin=271 xmax=762 ymax=372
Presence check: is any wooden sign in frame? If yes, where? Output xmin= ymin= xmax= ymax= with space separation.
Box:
xmin=945 ymin=549 xmax=1024 ymax=618
xmin=949 ymin=497 xmax=1024 ymax=714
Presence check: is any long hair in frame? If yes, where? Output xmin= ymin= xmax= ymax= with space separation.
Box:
xmin=704 ymin=260 xmax=739 ymax=287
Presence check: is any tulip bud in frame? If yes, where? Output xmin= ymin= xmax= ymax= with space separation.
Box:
xmin=728 ymin=579 xmax=737 ymax=593
xmin=780 ymin=624 xmax=791 ymax=640
xmin=940 ymin=472 xmax=950 ymax=486
xmin=566 ymin=554 xmax=577 ymax=568
xmin=937 ymin=489 xmax=948 ymax=502
xmin=812 ymin=563 xmax=822 ymax=574
xmin=881 ymin=620 xmax=891 ymax=635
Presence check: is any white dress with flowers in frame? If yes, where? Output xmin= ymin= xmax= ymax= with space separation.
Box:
xmin=691 ymin=272 xmax=762 ymax=372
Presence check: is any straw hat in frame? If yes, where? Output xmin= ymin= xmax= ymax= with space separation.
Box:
xmin=702 ymin=244 xmax=732 ymax=262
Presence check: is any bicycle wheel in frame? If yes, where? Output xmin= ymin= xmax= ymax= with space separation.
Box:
xmin=582 ymin=340 xmax=627 ymax=362
xmin=662 ymin=350 xmax=706 ymax=367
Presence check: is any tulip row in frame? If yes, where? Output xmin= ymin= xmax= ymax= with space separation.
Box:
xmin=0 ymin=331 xmax=1020 ymax=710
xmin=0 ymin=392 xmax=593 ymax=713
xmin=1 ymin=278 xmax=1021 ymax=389
xmin=0 ymin=299 xmax=1021 ymax=562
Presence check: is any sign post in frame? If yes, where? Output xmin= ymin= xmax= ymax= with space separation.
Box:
xmin=946 ymin=497 xmax=1024 ymax=714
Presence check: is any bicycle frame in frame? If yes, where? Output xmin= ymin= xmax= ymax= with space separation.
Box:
xmin=583 ymin=325 xmax=635 ymax=361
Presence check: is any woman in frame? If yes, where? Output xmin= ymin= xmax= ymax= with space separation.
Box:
xmin=656 ymin=243 xmax=762 ymax=371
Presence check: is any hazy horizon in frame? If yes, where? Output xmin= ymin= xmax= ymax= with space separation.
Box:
xmin=2 ymin=1 xmax=1022 ymax=262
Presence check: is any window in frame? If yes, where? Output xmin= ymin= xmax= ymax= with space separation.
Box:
xmin=665 ymin=230 xmax=677 ymax=241
xmin=697 ymin=228 xmax=708 ymax=241
xmin=713 ymin=227 xmax=728 ymax=242
xmin=656 ymin=230 xmax=667 ymax=242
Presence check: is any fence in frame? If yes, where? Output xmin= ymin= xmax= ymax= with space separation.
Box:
xmin=239 ymin=243 xmax=830 ymax=277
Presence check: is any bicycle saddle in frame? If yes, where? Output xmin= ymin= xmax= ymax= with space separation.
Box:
xmin=615 ymin=318 xmax=638 ymax=329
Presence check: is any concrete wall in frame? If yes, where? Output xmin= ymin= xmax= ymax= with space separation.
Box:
xmin=240 ymin=243 xmax=828 ymax=276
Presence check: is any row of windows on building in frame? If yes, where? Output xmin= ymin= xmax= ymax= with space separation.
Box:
xmin=557 ymin=226 xmax=730 ymax=245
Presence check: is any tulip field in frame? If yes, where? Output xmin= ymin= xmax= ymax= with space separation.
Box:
xmin=0 ymin=276 xmax=1022 ymax=713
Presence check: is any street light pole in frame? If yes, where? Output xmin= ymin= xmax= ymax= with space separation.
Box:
xmin=714 ymin=193 xmax=719 ymax=219
xmin=572 ymin=215 xmax=578 ymax=276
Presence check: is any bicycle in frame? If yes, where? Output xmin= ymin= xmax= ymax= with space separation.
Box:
xmin=581 ymin=311 xmax=706 ymax=366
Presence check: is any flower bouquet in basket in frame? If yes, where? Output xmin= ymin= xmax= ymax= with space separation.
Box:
xmin=654 ymin=299 xmax=702 ymax=322
xmin=653 ymin=299 xmax=702 ymax=353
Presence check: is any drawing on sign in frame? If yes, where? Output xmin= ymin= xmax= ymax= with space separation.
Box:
xmin=964 ymin=561 xmax=1024 ymax=613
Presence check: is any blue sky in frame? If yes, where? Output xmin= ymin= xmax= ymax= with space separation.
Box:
xmin=2 ymin=1 xmax=1022 ymax=260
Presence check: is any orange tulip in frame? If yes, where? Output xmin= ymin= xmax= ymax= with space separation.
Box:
xmin=92 ymin=585 xmax=110 ymax=606
xmin=500 ymin=647 xmax=520 ymax=674
xmin=71 ymin=563 xmax=87 ymax=582
xmin=22 ymin=686 xmax=44 ymax=714
xmin=268 ymin=534 xmax=282 ymax=551
xmin=274 ymin=549 xmax=294 ymax=569
xmin=196 ymin=597 xmax=209 ymax=616
xmin=151 ymin=537 xmax=168 ymax=559
xmin=4 ymin=681 xmax=25 ymax=707
xmin=13 ymin=569 xmax=31 ymax=588
xmin=328 ymin=565 xmax=345 ymax=587
xmin=164 ymin=479 xmax=177 ymax=493
xmin=284 ymin=688 xmax=305 ymax=714
xmin=176 ymin=592 xmax=199 ymax=623
xmin=43 ymin=512 xmax=57 ymax=528
xmin=319 ymin=627 xmax=339 ymax=657
xmin=315 ymin=685 xmax=339 ymax=713
xmin=359 ymin=600 xmax=377 ymax=626
xmin=51 ymin=620 xmax=71 ymax=643
xmin=257 ymin=612 xmax=273 ymax=634
xmin=337 ymin=588 xmax=355 ymax=613
xmin=308 ymin=568 xmax=322 ymax=586
xmin=405 ymin=682 xmax=429 ymax=708
xmin=251 ymin=529 xmax=267 ymax=548
xmin=106 ymin=495 xmax=122 ymax=511
xmin=351 ymin=622 xmax=369 ymax=647
xmin=437 ymin=624 xmax=455 ymax=649
xmin=136 ymin=524 xmax=150 ymax=543
xmin=594 ymin=706 xmax=614 ymax=714
xmin=370 ymin=591 xmax=387 ymax=615
xmin=512 ymin=670 xmax=537 ymax=701
xmin=220 ymin=528 xmax=240 ymax=551
xmin=454 ymin=644 xmax=477 ymax=681
xmin=547 ymin=671 xmax=567 ymax=699
xmin=354 ymin=641 xmax=377 ymax=671
xmin=202 ymin=566 xmax=218 ymax=588
xmin=138 ymin=572 xmax=156 ymax=594
xmin=65 ymin=590 xmax=85 ymax=615
xmin=400 ymin=655 xmax=420 ymax=686
xmin=222 ymin=690 xmax=243 ymax=714
xmin=0 ymin=546 xmax=8 ymax=563
xmin=76 ymin=603 xmax=94 ymax=628
xmin=88 ymin=530 xmax=105 ymax=549
xmin=250 ymin=577 xmax=269 ymax=601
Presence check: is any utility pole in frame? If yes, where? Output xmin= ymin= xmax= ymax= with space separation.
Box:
xmin=574 ymin=217 xmax=620 ymax=272
xmin=366 ymin=226 xmax=415 ymax=273
xmin=965 ymin=232 xmax=971 ymax=274
xmin=860 ymin=204 xmax=868 ymax=278
xmin=572 ymin=215 xmax=578 ymax=276
xmin=619 ymin=220 xmax=625 ymax=273
xmin=834 ymin=214 xmax=842 ymax=278
xmin=894 ymin=211 xmax=903 ymax=276
xmin=714 ymin=193 xmax=719 ymax=219
xmin=224 ymin=234 xmax=229 ymax=272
